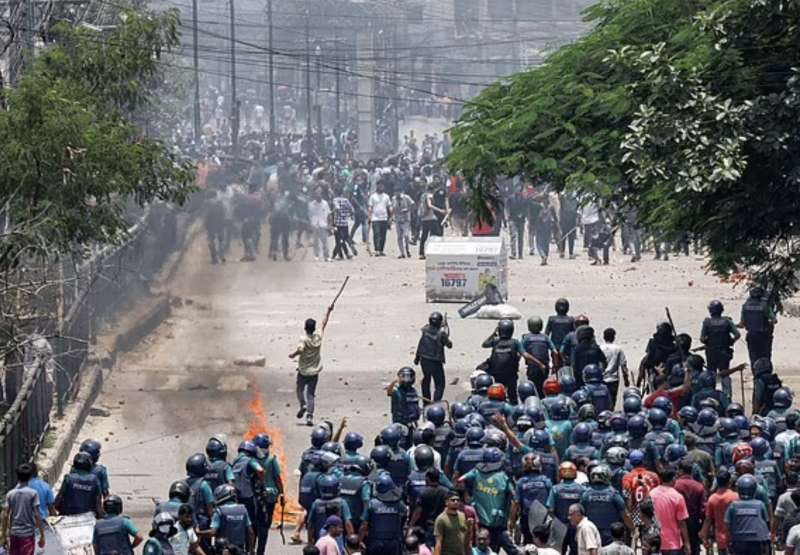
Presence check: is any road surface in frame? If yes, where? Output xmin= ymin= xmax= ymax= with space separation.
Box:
xmin=61 ymin=221 xmax=800 ymax=549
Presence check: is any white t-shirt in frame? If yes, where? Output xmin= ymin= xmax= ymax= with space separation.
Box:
xmin=600 ymin=342 xmax=627 ymax=383
xmin=308 ymin=199 xmax=331 ymax=229
xmin=169 ymin=525 xmax=198 ymax=555
xmin=368 ymin=193 xmax=391 ymax=222
xmin=787 ymin=523 xmax=800 ymax=553
xmin=576 ymin=518 xmax=602 ymax=555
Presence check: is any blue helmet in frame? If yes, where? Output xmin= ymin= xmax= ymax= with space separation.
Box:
xmin=627 ymin=415 xmax=647 ymax=439
xmin=750 ymin=436 xmax=769 ymax=457
xmin=465 ymin=413 xmax=486 ymax=429
xmin=647 ymin=408 xmax=667 ymax=429
xmin=753 ymin=358 xmax=773 ymax=376
xmin=652 ymin=396 xmax=673 ymax=416
xmin=484 ymin=430 xmax=507 ymax=451
xmin=664 ymin=443 xmax=688 ymax=463
xmin=511 ymin=405 xmax=526 ymax=424
xmin=718 ymin=417 xmax=738 ymax=440
xmin=629 ymin=449 xmax=645 ymax=467
xmin=668 ymin=364 xmax=685 ymax=387
xmin=525 ymin=405 xmax=545 ymax=425
xmin=598 ymin=410 xmax=614 ymax=430
xmin=475 ymin=373 xmax=494 ymax=393
xmin=551 ymin=400 xmax=570 ymax=421
xmin=380 ymin=426 xmax=402 ymax=448
xmin=453 ymin=419 xmax=470 ymax=436
xmin=348 ymin=455 xmax=372 ymax=476
xmin=426 ymin=404 xmax=447 ymax=427
xmin=343 ymin=432 xmax=364 ymax=452
xmin=607 ymin=433 xmax=629 ymax=450
xmin=734 ymin=415 xmax=750 ymax=437
xmin=583 ymin=364 xmax=602 ymax=383
xmin=623 ymin=396 xmax=642 ymax=417
xmin=451 ymin=402 xmax=473 ymax=420
xmin=725 ymin=402 xmax=745 ymax=418
xmin=374 ymin=472 xmax=396 ymax=495
xmin=206 ymin=437 xmax=227 ymax=459
xmin=253 ymin=434 xmax=271 ymax=450
xmin=774 ymin=388 xmax=793 ymax=409
xmin=466 ymin=427 xmax=486 ymax=448
xmin=185 ymin=453 xmax=208 ymax=478
xmin=609 ymin=413 xmax=627 ymax=433
xmin=370 ymin=445 xmax=391 ymax=468
xmin=736 ymin=474 xmax=757 ymax=499
xmin=518 ymin=381 xmax=537 ymax=402
xmin=311 ymin=426 xmax=331 ymax=448
xmin=697 ymin=408 xmax=719 ymax=429
xmin=623 ymin=387 xmax=642 ymax=400
xmin=573 ymin=422 xmax=592 ymax=443
xmin=80 ymin=439 xmax=102 ymax=463
xmin=531 ymin=429 xmax=552 ymax=449
xmin=559 ymin=373 xmax=577 ymax=395
xmin=238 ymin=441 xmax=258 ymax=457
xmin=697 ymin=371 xmax=716 ymax=390
xmin=516 ymin=416 xmax=533 ymax=432
xmin=572 ymin=389 xmax=590 ymax=407
xmin=678 ymin=406 xmax=698 ymax=424
xmin=318 ymin=475 xmax=341 ymax=499
xmin=482 ymin=447 xmax=504 ymax=464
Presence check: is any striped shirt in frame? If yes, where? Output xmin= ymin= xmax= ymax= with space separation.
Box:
xmin=332 ymin=197 xmax=354 ymax=227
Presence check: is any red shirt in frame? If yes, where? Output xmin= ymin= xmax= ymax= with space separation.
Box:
xmin=644 ymin=385 xmax=690 ymax=418
xmin=650 ymin=485 xmax=689 ymax=551
xmin=675 ymin=475 xmax=707 ymax=520
xmin=706 ymin=488 xmax=739 ymax=549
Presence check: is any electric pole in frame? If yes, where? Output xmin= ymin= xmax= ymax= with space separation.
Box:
xmin=334 ymin=34 xmax=341 ymax=156
xmin=229 ymin=0 xmax=239 ymax=160
xmin=304 ymin=8 xmax=312 ymax=158
xmin=267 ymin=0 xmax=276 ymax=146
xmin=192 ymin=0 xmax=201 ymax=145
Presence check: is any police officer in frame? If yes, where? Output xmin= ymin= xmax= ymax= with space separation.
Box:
xmin=300 ymin=427 xmax=330 ymax=475
xmin=468 ymin=373 xmax=494 ymax=410
xmin=209 ymin=484 xmax=254 ymax=554
xmin=80 ymin=439 xmax=109 ymax=499
xmin=564 ymin=423 xmax=600 ymax=462
xmin=580 ymin=465 xmax=628 ymax=546
xmin=478 ymin=384 xmax=514 ymax=421
xmin=482 ymin=319 xmax=529 ymax=404
xmin=380 ymin=425 xmax=412 ymax=487
xmin=253 ymin=434 xmax=283 ymax=555
xmin=387 ymin=367 xmax=421 ymax=444
xmin=726 ymin=474 xmax=770 ymax=555
xmin=308 ymin=475 xmax=353 ymax=543
xmin=547 ymin=462 xmax=585 ymax=555
xmin=360 ymin=472 xmax=407 ymax=555
xmin=751 ymin=436 xmax=782 ymax=505
xmin=153 ymin=481 xmax=191 ymax=520
xmin=641 ymin=408 xmax=676 ymax=470
xmin=752 ymin=358 xmax=783 ymax=416
xmin=93 ymin=495 xmax=143 ymax=555
xmin=511 ymin=453 xmax=553 ymax=544
xmin=143 ymin=513 xmax=177 ymax=555
xmin=231 ymin=441 xmax=265 ymax=538
xmin=55 ymin=452 xmax=102 ymax=516
xmin=701 ymin=299 xmax=741 ymax=398
xmin=425 ymin=404 xmax=454 ymax=463
xmin=205 ymin=436 xmax=234 ymax=491
xmin=341 ymin=432 xmax=365 ymax=466
xmin=521 ymin=316 xmax=558 ymax=397
xmin=582 ymin=364 xmax=612 ymax=413
xmin=184 ymin=454 xmax=214 ymax=553
xmin=414 ymin=312 xmax=453 ymax=402
xmin=739 ymin=286 xmax=776 ymax=366
xmin=340 ymin=458 xmax=371 ymax=534
xmin=546 ymin=298 xmax=575 ymax=354
xmin=452 ymin=427 xmax=486 ymax=480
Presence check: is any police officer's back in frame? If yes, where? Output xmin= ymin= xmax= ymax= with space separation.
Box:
xmin=360 ymin=472 xmax=407 ymax=555
xmin=56 ymin=452 xmax=102 ymax=516
xmin=210 ymin=485 xmax=253 ymax=552
xmin=93 ymin=496 xmax=143 ymax=555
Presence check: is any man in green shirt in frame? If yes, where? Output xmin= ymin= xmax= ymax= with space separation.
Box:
xmin=457 ymin=447 xmax=516 ymax=555
xmin=289 ymin=307 xmax=331 ymax=426
xmin=433 ymin=493 xmax=471 ymax=555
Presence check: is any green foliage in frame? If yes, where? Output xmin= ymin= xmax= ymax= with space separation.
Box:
xmin=0 ymin=9 xmax=194 ymax=269
xmin=448 ymin=0 xmax=800 ymax=301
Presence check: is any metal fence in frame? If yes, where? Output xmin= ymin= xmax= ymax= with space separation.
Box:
xmin=0 ymin=202 xmax=182 ymax=491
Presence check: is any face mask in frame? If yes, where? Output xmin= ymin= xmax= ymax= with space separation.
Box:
xmin=158 ymin=525 xmax=173 ymax=535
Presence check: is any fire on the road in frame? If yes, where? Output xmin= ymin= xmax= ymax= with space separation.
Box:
xmin=244 ymin=386 xmax=304 ymax=526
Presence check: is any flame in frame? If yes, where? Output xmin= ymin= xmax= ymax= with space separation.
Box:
xmin=244 ymin=386 xmax=304 ymax=527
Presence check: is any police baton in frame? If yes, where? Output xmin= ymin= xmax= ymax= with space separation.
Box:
xmin=665 ymin=307 xmax=686 ymax=362
xmin=278 ymin=496 xmax=286 ymax=544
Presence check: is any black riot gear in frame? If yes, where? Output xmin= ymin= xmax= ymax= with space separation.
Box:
xmin=498 ymin=319 xmax=515 ymax=339
xmin=428 ymin=312 xmax=443 ymax=328
xmin=708 ymin=300 xmax=724 ymax=317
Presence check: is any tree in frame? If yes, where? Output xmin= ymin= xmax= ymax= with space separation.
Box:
xmin=447 ymin=0 xmax=800 ymax=301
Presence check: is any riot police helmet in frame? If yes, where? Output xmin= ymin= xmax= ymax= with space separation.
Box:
xmin=773 ymin=388 xmax=793 ymax=409
xmin=79 ymin=439 xmax=102 ymax=463
xmin=497 ymin=319 xmax=515 ymax=339
xmin=708 ymin=300 xmax=724 ymax=316
xmin=527 ymin=317 xmax=544 ymax=334
xmin=425 ymin=404 xmax=447 ymax=427
xmin=374 ymin=472 xmax=396 ymax=495
xmin=214 ymin=484 xmax=237 ymax=505
xmin=311 ymin=426 xmax=331 ymax=448
xmin=474 ymin=373 xmax=494 ymax=393
xmin=573 ymin=422 xmax=592 ymax=443
xmin=72 ymin=451 xmax=93 ymax=472
xmin=238 ymin=441 xmax=258 ymax=458
xmin=321 ymin=441 xmax=343 ymax=456
xmin=186 ymin=453 xmax=208 ymax=478
xmin=465 ymin=427 xmax=485 ymax=448
xmin=589 ymin=464 xmax=612 ymax=485
xmin=555 ymin=298 xmax=570 ymax=315
xmin=577 ymin=404 xmax=596 ymax=422
xmin=609 ymin=413 xmax=627 ymax=433
xmin=317 ymin=475 xmax=341 ymax=500
xmin=559 ymin=374 xmax=577 ymax=395
xmin=370 ymin=445 xmax=392 ymax=468
xmin=606 ymin=447 xmax=629 ymax=466
xmin=719 ymin=417 xmax=739 ymax=440
xmin=398 ymin=366 xmax=416 ymax=385
xmin=664 ymin=444 xmax=687 ymax=463
xmin=413 ymin=445 xmax=435 ymax=470
xmin=206 ymin=436 xmax=228 ymax=459
xmin=583 ymin=364 xmax=602 ymax=384
xmin=652 ymin=396 xmax=673 ymax=416
xmin=627 ymin=415 xmax=647 ymax=438
xmin=647 ymin=408 xmax=667 ymax=429
xmin=343 ymin=432 xmax=364 ymax=452
xmin=253 ymin=434 xmax=271 ymax=450
xmin=169 ymin=480 xmax=191 ymax=503
xmin=559 ymin=461 xmax=577 ymax=480
xmin=428 ymin=312 xmax=444 ymax=328
xmin=678 ymin=406 xmax=698 ymax=424
xmin=487 ymin=383 xmax=507 ymax=401
xmin=543 ymin=377 xmax=561 ymax=396
xmin=517 ymin=381 xmax=537 ymax=403
xmin=726 ymin=402 xmax=745 ymax=418
xmin=451 ymin=402 xmax=473 ymax=420
xmin=629 ymin=449 xmax=646 ymax=467
xmin=750 ymin=436 xmax=769 ymax=457
xmin=736 ymin=474 xmax=757 ymax=499
xmin=380 ymin=425 xmax=402 ymax=448
xmin=103 ymin=495 xmax=123 ymax=515
xmin=623 ymin=396 xmax=642 ymax=416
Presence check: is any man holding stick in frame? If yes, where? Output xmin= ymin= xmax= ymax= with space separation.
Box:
xmin=289 ymin=277 xmax=349 ymax=426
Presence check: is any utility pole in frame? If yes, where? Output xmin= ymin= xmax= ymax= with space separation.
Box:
xmin=267 ymin=0 xmax=276 ymax=146
xmin=192 ymin=0 xmax=201 ymax=145
xmin=304 ymin=8 xmax=312 ymax=158
xmin=315 ymin=45 xmax=322 ymax=156
xmin=334 ymin=34 xmax=341 ymax=156
xmin=229 ymin=0 xmax=239 ymax=160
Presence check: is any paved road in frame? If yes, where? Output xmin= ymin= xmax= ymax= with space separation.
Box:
xmin=61 ymin=222 xmax=800 ymax=549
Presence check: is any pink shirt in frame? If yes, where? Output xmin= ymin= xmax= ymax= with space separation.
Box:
xmin=315 ymin=535 xmax=341 ymax=555
xmin=650 ymin=485 xmax=689 ymax=550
